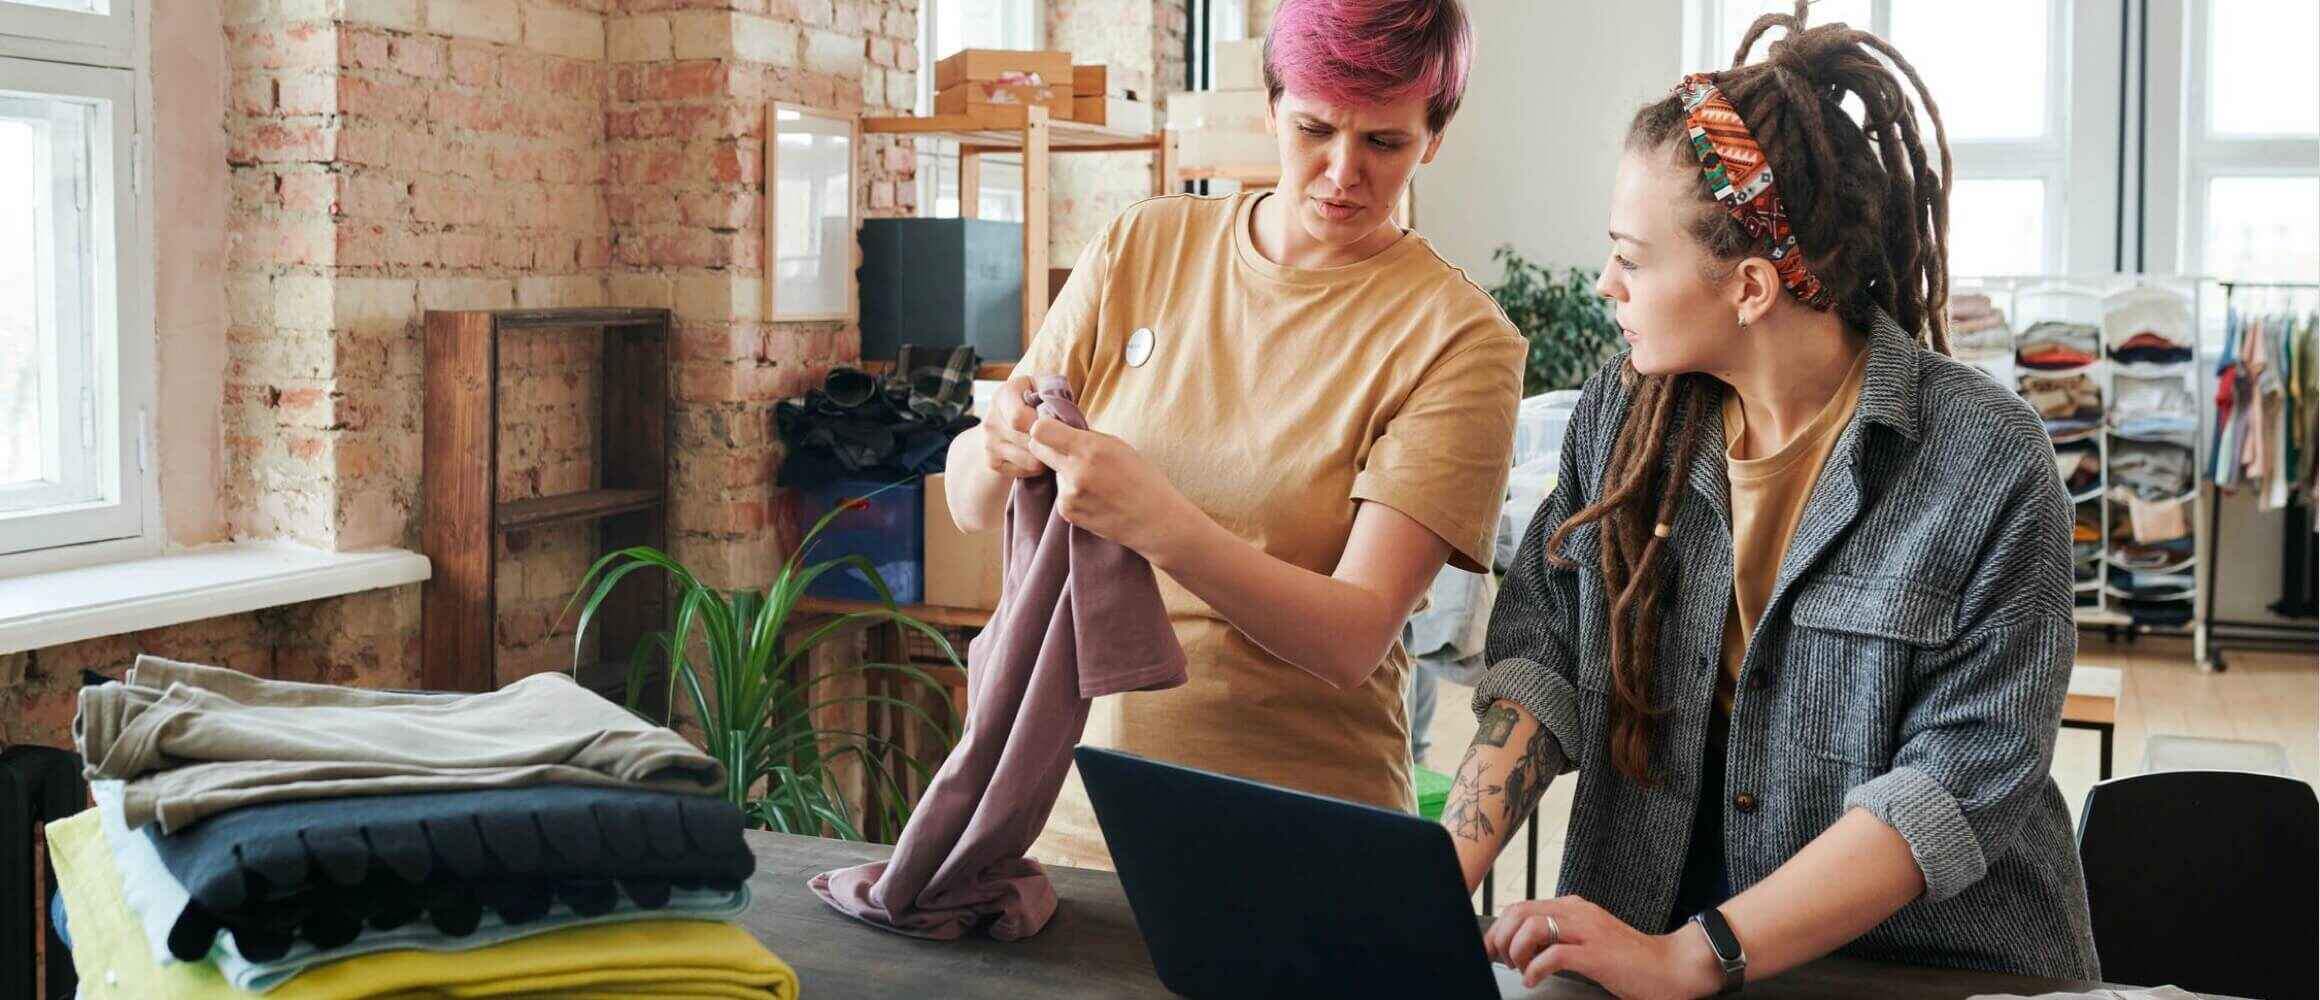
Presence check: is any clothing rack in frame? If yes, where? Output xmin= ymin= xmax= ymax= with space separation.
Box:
xmin=2198 ymin=280 xmax=2320 ymax=670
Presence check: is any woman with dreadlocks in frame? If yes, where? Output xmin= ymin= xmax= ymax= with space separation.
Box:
xmin=1440 ymin=4 xmax=2099 ymax=995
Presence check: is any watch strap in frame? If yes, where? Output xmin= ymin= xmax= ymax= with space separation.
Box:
xmin=1689 ymin=907 xmax=1746 ymax=995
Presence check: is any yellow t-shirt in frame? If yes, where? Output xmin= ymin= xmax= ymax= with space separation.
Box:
xmin=1019 ymin=192 xmax=1524 ymax=869
xmin=1715 ymin=347 xmax=1868 ymax=712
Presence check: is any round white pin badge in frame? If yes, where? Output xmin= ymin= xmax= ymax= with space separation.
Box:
xmin=1125 ymin=326 xmax=1156 ymax=368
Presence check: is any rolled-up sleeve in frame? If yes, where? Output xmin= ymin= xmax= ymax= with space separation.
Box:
xmin=1468 ymin=360 xmax=1618 ymax=777
xmin=1349 ymin=332 xmax=1525 ymax=573
xmin=1843 ymin=440 xmax=2076 ymax=904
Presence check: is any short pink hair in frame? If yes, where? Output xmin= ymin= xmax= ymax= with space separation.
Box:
xmin=1262 ymin=0 xmax=1473 ymax=133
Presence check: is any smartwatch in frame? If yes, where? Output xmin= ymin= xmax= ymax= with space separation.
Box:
xmin=1688 ymin=907 xmax=1747 ymax=995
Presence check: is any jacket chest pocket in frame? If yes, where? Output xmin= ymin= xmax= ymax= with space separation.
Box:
xmin=1778 ymin=574 xmax=1958 ymax=767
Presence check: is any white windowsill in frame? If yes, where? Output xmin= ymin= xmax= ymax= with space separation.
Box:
xmin=0 ymin=542 xmax=431 ymax=656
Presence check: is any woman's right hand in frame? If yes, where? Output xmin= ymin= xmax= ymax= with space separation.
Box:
xmin=981 ymin=374 xmax=1049 ymax=479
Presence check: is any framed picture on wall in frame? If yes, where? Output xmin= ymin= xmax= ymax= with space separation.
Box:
xmin=766 ymin=102 xmax=860 ymax=321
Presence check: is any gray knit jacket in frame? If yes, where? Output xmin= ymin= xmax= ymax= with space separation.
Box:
xmin=1473 ymin=312 xmax=2101 ymax=979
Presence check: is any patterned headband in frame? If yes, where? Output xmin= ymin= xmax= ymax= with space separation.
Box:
xmin=1675 ymin=73 xmax=1833 ymax=310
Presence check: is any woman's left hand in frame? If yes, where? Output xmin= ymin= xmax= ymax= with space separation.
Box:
xmin=1023 ymin=416 xmax=1203 ymax=559
xmin=1485 ymin=896 xmax=1725 ymax=999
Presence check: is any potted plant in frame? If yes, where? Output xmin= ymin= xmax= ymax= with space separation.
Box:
xmin=567 ymin=487 xmax=963 ymax=841
xmin=1487 ymin=246 xmax=1625 ymax=394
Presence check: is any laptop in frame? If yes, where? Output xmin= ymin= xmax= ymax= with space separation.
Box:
xmin=1074 ymin=746 xmax=1554 ymax=999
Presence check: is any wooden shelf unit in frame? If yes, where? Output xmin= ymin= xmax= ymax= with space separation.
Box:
xmin=422 ymin=307 xmax=672 ymax=695
xmin=861 ymin=104 xmax=1165 ymax=354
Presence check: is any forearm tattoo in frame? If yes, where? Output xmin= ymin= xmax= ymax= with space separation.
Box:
xmin=1445 ymin=746 xmax=1500 ymax=843
xmin=1498 ymin=720 xmax=1556 ymax=832
xmin=1444 ymin=704 xmax=1556 ymax=848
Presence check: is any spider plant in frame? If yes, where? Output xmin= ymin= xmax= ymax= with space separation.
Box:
xmin=566 ymin=487 xmax=963 ymax=841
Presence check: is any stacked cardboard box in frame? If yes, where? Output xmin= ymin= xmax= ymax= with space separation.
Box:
xmin=934 ymin=49 xmax=1074 ymax=118
xmin=1167 ymin=39 xmax=1274 ymax=170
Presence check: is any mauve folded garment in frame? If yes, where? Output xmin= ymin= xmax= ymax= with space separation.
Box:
xmin=811 ymin=376 xmax=1187 ymax=940
xmin=143 ymin=783 xmax=753 ymax=962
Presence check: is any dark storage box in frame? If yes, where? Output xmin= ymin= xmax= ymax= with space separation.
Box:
xmin=858 ymin=218 xmax=1024 ymax=362
xmin=794 ymin=477 xmax=924 ymax=604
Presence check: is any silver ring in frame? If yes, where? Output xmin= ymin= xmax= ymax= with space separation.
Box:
xmin=1544 ymin=914 xmax=1562 ymax=946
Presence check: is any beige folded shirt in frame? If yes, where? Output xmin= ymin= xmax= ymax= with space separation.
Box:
xmin=75 ymin=656 xmax=722 ymax=832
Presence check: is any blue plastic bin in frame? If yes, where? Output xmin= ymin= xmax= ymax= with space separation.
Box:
xmin=795 ymin=478 xmax=924 ymax=603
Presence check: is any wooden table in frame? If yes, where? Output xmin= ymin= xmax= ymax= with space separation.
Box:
xmin=742 ymin=831 xmax=2181 ymax=999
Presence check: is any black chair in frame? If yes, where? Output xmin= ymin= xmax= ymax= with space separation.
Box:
xmin=2 ymin=744 xmax=85 ymax=1000
xmin=2078 ymin=770 xmax=2318 ymax=1000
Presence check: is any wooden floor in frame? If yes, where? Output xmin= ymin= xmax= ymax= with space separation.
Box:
xmin=1421 ymin=634 xmax=2319 ymax=913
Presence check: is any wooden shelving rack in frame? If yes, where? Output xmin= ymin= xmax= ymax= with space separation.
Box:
xmin=422 ymin=307 xmax=672 ymax=695
xmin=861 ymin=104 xmax=1165 ymax=355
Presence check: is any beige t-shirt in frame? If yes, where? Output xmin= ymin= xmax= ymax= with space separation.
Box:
xmin=1715 ymin=347 xmax=1868 ymax=712
xmin=1018 ymin=192 xmax=1524 ymax=869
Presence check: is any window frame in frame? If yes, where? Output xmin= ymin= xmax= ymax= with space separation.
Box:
xmin=0 ymin=0 xmax=158 ymax=577
xmin=2167 ymin=0 xmax=2320 ymax=281
xmin=1684 ymin=0 xmax=2122 ymax=277
xmin=0 ymin=0 xmax=134 ymax=68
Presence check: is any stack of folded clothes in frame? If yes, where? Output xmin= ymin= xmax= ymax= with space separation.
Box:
xmin=2112 ymin=533 xmax=2195 ymax=571
xmin=53 ymin=655 xmax=799 ymax=998
xmin=2018 ymin=321 xmax=2100 ymax=370
xmin=1949 ymin=293 xmax=2014 ymax=379
xmin=2111 ymin=372 xmax=2198 ymax=439
xmin=2054 ymin=438 xmax=2102 ymax=497
xmin=2110 ymin=330 xmax=2195 ymax=368
xmin=2022 ymin=372 xmax=2104 ymax=438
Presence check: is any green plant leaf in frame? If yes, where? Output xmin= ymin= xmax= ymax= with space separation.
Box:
xmin=1487 ymin=246 xmax=1624 ymax=394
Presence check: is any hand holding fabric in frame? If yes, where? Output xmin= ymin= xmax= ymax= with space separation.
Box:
xmin=980 ymin=373 xmax=1050 ymax=479
xmin=1023 ymin=415 xmax=1200 ymax=559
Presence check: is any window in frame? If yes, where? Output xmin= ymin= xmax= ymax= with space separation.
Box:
xmin=915 ymin=0 xmax=1040 ymax=223
xmin=2180 ymin=0 xmax=2319 ymax=283
xmin=0 ymin=2 xmax=154 ymax=571
xmin=0 ymin=0 xmax=134 ymax=61
xmin=1696 ymin=0 xmax=2076 ymax=278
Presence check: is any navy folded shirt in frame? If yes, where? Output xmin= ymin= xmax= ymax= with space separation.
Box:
xmin=145 ymin=784 xmax=753 ymax=961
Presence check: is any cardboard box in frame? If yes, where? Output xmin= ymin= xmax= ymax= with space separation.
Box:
xmin=1175 ymin=126 xmax=1277 ymax=169
xmin=1073 ymin=64 xmax=1109 ymax=97
xmin=934 ymin=48 xmax=1073 ymax=92
xmin=935 ymin=80 xmax=1073 ymax=118
xmin=1166 ymin=89 xmax=1269 ymax=130
xmin=1215 ymin=38 xmax=1265 ymax=91
xmin=1069 ymin=95 xmax=1154 ymax=132
xmin=922 ymin=474 xmax=1005 ymax=611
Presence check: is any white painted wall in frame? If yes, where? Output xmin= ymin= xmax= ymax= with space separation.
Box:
xmin=1414 ymin=0 xmax=1687 ymax=284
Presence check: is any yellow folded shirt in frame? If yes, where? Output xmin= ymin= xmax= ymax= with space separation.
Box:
xmin=47 ymin=808 xmax=798 ymax=999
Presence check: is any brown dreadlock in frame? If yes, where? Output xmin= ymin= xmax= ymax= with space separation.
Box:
xmin=1549 ymin=0 xmax=1955 ymax=785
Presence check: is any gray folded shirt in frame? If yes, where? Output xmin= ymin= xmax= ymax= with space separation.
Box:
xmin=75 ymin=655 xmax=723 ymax=832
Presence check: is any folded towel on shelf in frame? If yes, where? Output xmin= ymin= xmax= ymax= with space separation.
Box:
xmin=48 ymin=808 xmax=799 ymax=1000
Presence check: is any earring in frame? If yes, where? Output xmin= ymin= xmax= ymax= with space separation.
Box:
xmin=1737 ymin=315 xmax=1750 ymax=329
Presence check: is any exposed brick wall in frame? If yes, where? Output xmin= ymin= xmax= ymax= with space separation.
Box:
xmin=0 ymin=586 xmax=418 ymax=749
xmin=1046 ymin=0 xmax=1190 ymax=260
xmin=3 ymin=0 xmax=1176 ymax=748
xmin=604 ymin=0 xmax=921 ymax=591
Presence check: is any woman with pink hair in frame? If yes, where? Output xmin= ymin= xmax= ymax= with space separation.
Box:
xmin=942 ymin=0 xmax=1523 ymax=872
